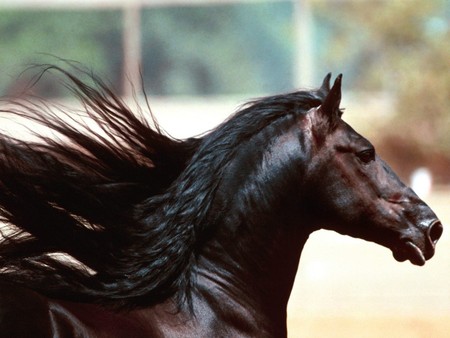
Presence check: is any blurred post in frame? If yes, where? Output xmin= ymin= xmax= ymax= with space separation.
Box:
xmin=293 ymin=0 xmax=314 ymax=88
xmin=123 ymin=3 xmax=142 ymax=98
xmin=410 ymin=167 xmax=433 ymax=199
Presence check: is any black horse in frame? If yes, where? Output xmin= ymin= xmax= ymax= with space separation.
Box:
xmin=0 ymin=68 xmax=443 ymax=337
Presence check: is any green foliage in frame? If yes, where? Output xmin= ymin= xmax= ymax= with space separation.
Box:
xmin=0 ymin=3 xmax=294 ymax=97
xmin=0 ymin=10 xmax=122 ymax=96
xmin=140 ymin=3 xmax=294 ymax=95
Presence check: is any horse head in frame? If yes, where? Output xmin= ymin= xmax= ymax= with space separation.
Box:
xmin=303 ymin=74 xmax=443 ymax=266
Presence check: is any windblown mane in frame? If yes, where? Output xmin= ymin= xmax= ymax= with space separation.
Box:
xmin=0 ymin=66 xmax=325 ymax=308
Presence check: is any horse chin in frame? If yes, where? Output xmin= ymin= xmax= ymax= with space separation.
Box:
xmin=393 ymin=241 xmax=426 ymax=266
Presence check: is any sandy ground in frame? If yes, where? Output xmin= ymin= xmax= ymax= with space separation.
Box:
xmin=287 ymin=189 xmax=450 ymax=337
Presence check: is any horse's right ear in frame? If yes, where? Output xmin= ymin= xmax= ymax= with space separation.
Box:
xmin=318 ymin=73 xmax=332 ymax=97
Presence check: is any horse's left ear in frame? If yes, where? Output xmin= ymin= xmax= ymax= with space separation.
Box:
xmin=318 ymin=73 xmax=332 ymax=97
xmin=320 ymin=74 xmax=342 ymax=128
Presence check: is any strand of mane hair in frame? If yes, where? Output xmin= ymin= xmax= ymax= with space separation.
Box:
xmin=0 ymin=65 xmax=200 ymax=308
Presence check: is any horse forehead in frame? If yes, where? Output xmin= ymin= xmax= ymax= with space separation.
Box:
xmin=333 ymin=120 xmax=371 ymax=146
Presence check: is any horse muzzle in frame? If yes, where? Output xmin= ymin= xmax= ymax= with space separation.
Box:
xmin=393 ymin=219 xmax=443 ymax=266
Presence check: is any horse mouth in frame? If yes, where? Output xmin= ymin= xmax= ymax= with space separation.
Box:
xmin=392 ymin=220 xmax=443 ymax=266
xmin=393 ymin=241 xmax=427 ymax=266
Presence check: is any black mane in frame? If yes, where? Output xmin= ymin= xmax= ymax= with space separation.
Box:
xmin=0 ymin=67 xmax=325 ymax=308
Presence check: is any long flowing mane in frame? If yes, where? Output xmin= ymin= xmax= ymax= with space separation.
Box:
xmin=0 ymin=66 xmax=325 ymax=308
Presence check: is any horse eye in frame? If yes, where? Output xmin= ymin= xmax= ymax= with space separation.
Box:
xmin=356 ymin=149 xmax=375 ymax=164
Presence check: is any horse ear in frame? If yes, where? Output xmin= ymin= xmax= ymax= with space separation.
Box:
xmin=320 ymin=74 xmax=342 ymax=127
xmin=318 ymin=73 xmax=332 ymax=96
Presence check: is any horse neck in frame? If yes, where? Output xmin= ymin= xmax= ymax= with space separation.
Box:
xmin=191 ymin=121 xmax=313 ymax=335
xmin=193 ymin=225 xmax=308 ymax=335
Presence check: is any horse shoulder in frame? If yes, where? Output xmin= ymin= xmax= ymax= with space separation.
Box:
xmin=0 ymin=283 xmax=151 ymax=337
xmin=49 ymin=301 xmax=161 ymax=338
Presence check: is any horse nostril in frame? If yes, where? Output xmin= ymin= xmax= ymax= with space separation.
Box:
xmin=428 ymin=220 xmax=443 ymax=244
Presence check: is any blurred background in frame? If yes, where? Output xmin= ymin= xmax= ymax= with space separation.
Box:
xmin=0 ymin=0 xmax=449 ymax=337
